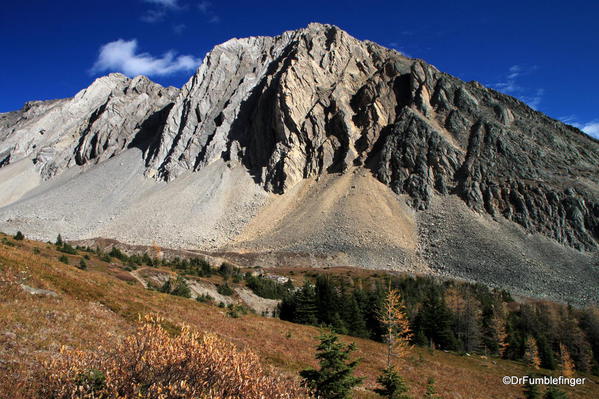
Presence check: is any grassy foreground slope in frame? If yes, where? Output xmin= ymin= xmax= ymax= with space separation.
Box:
xmin=0 ymin=234 xmax=597 ymax=398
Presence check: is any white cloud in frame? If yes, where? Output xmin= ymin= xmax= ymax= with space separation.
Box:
xmin=91 ymin=39 xmax=201 ymax=77
xmin=507 ymin=65 xmax=521 ymax=80
xmin=141 ymin=8 xmax=166 ymax=23
xmin=559 ymin=116 xmax=599 ymax=139
xmin=141 ymin=0 xmax=181 ymax=23
xmin=145 ymin=0 xmax=180 ymax=8
xmin=197 ymin=1 xmax=211 ymax=12
xmin=492 ymin=64 xmax=524 ymax=94
xmin=566 ymin=119 xmax=599 ymax=139
xmin=520 ymin=88 xmax=544 ymax=110
xmin=581 ymin=122 xmax=599 ymax=138
xmin=173 ymin=23 xmax=186 ymax=34
xmin=197 ymin=1 xmax=220 ymax=23
xmin=491 ymin=65 xmax=543 ymax=109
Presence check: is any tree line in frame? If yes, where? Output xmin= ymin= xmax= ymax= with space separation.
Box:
xmin=279 ymin=274 xmax=599 ymax=375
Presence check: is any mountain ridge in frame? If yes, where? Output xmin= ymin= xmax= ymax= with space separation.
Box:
xmin=0 ymin=23 xmax=597 ymax=304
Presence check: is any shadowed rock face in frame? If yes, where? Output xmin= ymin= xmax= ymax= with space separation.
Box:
xmin=0 ymin=23 xmax=597 ymax=255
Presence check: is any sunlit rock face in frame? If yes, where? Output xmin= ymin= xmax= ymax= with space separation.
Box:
xmin=1 ymin=23 xmax=597 ymax=253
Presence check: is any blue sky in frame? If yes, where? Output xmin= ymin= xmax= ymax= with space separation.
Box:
xmin=1 ymin=0 xmax=598 ymax=137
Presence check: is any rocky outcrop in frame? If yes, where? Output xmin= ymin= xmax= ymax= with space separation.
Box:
xmin=0 ymin=74 xmax=177 ymax=179
xmin=0 ymin=23 xmax=597 ymax=253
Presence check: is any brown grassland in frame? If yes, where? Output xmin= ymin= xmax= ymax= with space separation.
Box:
xmin=0 ymin=234 xmax=598 ymax=398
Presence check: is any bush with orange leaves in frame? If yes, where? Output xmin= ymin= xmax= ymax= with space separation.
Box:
xmin=40 ymin=315 xmax=311 ymax=399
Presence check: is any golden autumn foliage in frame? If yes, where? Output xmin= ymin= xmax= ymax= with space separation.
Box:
xmin=377 ymin=288 xmax=413 ymax=367
xmin=40 ymin=315 xmax=311 ymax=399
xmin=560 ymin=343 xmax=575 ymax=378
xmin=523 ymin=336 xmax=541 ymax=370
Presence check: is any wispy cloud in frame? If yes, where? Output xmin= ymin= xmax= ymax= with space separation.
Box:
xmin=197 ymin=1 xmax=210 ymax=12
xmin=197 ymin=1 xmax=220 ymax=23
xmin=145 ymin=0 xmax=180 ymax=8
xmin=581 ymin=122 xmax=599 ymax=138
xmin=91 ymin=39 xmax=201 ymax=77
xmin=520 ymin=88 xmax=544 ymax=110
xmin=141 ymin=8 xmax=166 ymax=23
xmin=141 ymin=0 xmax=181 ymax=23
xmin=560 ymin=116 xmax=599 ymax=139
xmin=173 ymin=23 xmax=186 ymax=34
xmin=491 ymin=65 xmax=544 ymax=109
xmin=492 ymin=64 xmax=534 ymax=94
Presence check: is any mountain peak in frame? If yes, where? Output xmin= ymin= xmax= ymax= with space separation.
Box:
xmin=0 ymin=25 xmax=597 ymax=304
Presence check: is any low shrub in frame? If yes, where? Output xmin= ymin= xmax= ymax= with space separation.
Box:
xmin=217 ymin=283 xmax=234 ymax=296
xmin=39 ymin=315 xmax=311 ymax=399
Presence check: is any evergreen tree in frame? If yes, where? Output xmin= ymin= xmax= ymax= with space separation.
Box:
xmin=55 ymin=234 xmax=63 ymax=246
xmin=559 ymin=307 xmax=593 ymax=372
xmin=295 ymin=282 xmax=318 ymax=325
xmin=13 ymin=231 xmax=24 ymax=241
xmin=424 ymin=377 xmax=440 ymax=399
xmin=300 ymin=332 xmax=363 ymax=399
xmin=523 ymin=378 xmax=541 ymax=399
xmin=365 ymin=284 xmax=386 ymax=341
xmin=373 ymin=366 xmax=410 ymax=399
xmin=159 ymin=279 xmax=172 ymax=294
xmin=417 ymin=288 xmax=456 ymax=350
xmin=78 ymin=259 xmax=88 ymax=270
xmin=534 ymin=336 xmax=556 ymax=370
xmin=330 ymin=312 xmax=348 ymax=335
xmin=171 ymin=276 xmax=191 ymax=298
xmin=316 ymin=275 xmax=339 ymax=326
xmin=579 ymin=309 xmax=599 ymax=375
xmin=343 ymin=293 xmax=368 ymax=338
xmin=543 ymin=385 xmax=568 ymax=399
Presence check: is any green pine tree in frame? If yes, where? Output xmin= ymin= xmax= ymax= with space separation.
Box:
xmin=13 ymin=231 xmax=24 ymax=241
xmin=417 ymin=288 xmax=456 ymax=350
xmin=424 ymin=377 xmax=440 ymax=399
xmin=78 ymin=259 xmax=88 ymax=270
xmin=295 ymin=282 xmax=318 ymax=325
xmin=543 ymin=385 xmax=568 ymax=399
xmin=300 ymin=332 xmax=363 ymax=399
xmin=171 ymin=276 xmax=192 ymax=298
xmin=344 ymin=293 xmax=369 ymax=338
xmin=373 ymin=366 xmax=410 ymax=399
xmin=523 ymin=379 xmax=541 ymax=399
xmin=159 ymin=279 xmax=172 ymax=294
xmin=316 ymin=275 xmax=339 ymax=326
xmin=55 ymin=234 xmax=63 ymax=246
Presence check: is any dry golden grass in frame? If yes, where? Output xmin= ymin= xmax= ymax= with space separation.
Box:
xmin=1 ymin=235 xmax=598 ymax=398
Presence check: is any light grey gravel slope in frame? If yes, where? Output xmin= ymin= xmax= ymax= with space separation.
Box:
xmin=0 ymin=148 xmax=268 ymax=249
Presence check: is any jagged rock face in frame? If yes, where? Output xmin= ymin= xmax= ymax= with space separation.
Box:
xmin=142 ymin=23 xmax=597 ymax=250
xmin=372 ymin=63 xmax=599 ymax=251
xmin=0 ymin=23 xmax=597 ymax=253
xmin=0 ymin=74 xmax=177 ymax=179
xmin=145 ymin=23 xmax=410 ymax=190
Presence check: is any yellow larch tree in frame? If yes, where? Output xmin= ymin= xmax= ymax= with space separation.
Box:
xmin=377 ymin=288 xmax=413 ymax=368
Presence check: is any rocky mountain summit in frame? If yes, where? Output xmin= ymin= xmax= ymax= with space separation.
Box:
xmin=0 ymin=23 xmax=597 ymax=303
xmin=0 ymin=74 xmax=177 ymax=179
